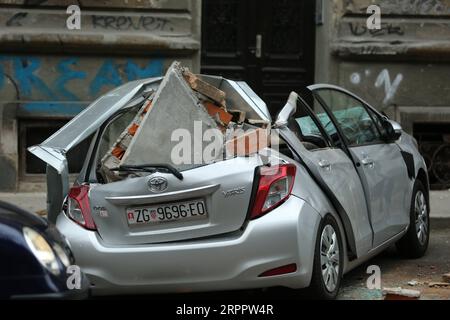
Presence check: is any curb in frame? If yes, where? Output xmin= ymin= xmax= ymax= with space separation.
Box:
xmin=430 ymin=217 xmax=450 ymax=229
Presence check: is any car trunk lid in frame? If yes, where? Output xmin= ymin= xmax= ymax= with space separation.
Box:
xmin=88 ymin=156 xmax=262 ymax=245
xmin=28 ymin=78 xmax=162 ymax=221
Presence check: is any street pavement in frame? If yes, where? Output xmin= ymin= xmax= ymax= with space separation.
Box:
xmin=95 ymin=224 xmax=450 ymax=300
xmin=338 ymin=223 xmax=450 ymax=300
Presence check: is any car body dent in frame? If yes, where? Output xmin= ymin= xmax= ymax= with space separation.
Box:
xmin=304 ymin=83 xmax=426 ymax=253
xmin=397 ymin=132 xmax=428 ymax=183
xmin=29 ymin=76 xmax=428 ymax=294
xmin=280 ymin=128 xmax=367 ymax=259
xmin=198 ymin=75 xmax=271 ymax=122
xmin=29 ymin=75 xmax=270 ymax=221
xmin=28 ymin=77 xmax=162 ymax=170
xmin=307 ymin=84 xmax=427 ymax=246
xmin=396 ymin=131 xmax=430 ymax=209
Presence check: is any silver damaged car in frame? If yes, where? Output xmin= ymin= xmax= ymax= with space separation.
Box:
xmin=29 ymin=74 xmax=429 ymax=299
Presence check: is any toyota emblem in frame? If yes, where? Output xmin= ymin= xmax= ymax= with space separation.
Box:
xmin=148 ymin=176 xmax=168 ymax=193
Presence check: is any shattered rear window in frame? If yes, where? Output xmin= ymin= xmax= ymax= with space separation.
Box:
xmin=96 ymin=107 xmax=139 ymax=181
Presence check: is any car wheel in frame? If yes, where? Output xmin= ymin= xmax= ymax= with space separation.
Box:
xmin=396 ymin=180 xmax=430 ymax=258
xmin=307 ymin=214 xmax=343 ymax=300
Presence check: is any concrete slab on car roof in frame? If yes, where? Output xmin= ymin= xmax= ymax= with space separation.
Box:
xmin=120 ymin=62 xmax=220 ymax=171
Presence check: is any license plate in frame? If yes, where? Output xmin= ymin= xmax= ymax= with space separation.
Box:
xmin=126 ymin=199 xmax=208 ymax=225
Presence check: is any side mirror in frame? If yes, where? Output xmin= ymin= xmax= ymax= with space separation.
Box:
xmin=383 ymin=119 xmax=402 ymax=141
xmin=274 ymin=91 xmax=298 ymax=128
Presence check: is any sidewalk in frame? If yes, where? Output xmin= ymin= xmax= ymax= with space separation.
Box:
xmin=1 ymin=190 xmax=449 ymax=221
xmin=0 ymin=192 xmax=47 ymax=216
xmin=430 ymin=190 xmax=450 ymax=228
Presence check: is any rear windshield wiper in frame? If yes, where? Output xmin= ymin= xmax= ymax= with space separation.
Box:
xmin=110 ymin=164 xmax=183 ymax=180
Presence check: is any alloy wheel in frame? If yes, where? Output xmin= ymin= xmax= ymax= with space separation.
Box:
xmin=415 ymin=190 xmax=428 ymax=246
xmin=320 ymin=224 xmax=340 ymax=292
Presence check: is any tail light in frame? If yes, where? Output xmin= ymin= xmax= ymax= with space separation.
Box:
xmin=258 ymin=263 xmax=297 ymax=277
xmin=64 ymin=185 xmax=96 ymax=230
xmin=250 ymin=164 xmax=296 ymax=219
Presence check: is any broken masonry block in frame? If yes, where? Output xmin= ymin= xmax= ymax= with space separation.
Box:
xmin=382 ymin=287 xmax=420 ymax=300
xmin=128 ymin=123 xmax=139 ymax=136
xmin=407 ymin=280 xmax=419 ymax=286
xmin=225 ymin=128 xmax=269 ymax=157
xmin=248 ymin=118 xmax=270 ymax=128
xmin=228 ymin=110 xmax=246 ymax=124
xmin=428 ymin=282 xmax=450 ymax=288
xmin=99 ymin=61 xmax=271 ymax=182
xmin=100 ymin=154 xmax=122 ymax=182
xmin=100 ymin=98 xmax=153 ymax=181
xmin=112 ymin=146 xmax=125 ymax=159
xmin=443 ymin=273 xmax=450 ymax=283
xmin=183 ymin=70 xmax=227 ymax=107
xmin=204 ymin=101 xmax=233 ymax=126
xmin=143 ymin=100 xmax=153 ymax=113
xmin=120 ymin=61 xmax=221 ymax=171
xmin=117 ymin=133 xmax=133 ymax=150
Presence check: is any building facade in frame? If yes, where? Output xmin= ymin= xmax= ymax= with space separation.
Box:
xmin=0 ymin=0 xmax=201 ymax=191
xmin=0 ymin=0 xmax=449 ymax=191
xmin=316 ymin=0 xmax=450 ymax=189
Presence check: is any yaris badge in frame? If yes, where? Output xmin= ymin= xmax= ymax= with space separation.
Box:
xmin=148 ymin=176 xmax=168 ymax=193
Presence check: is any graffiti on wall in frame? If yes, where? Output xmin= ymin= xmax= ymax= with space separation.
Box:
xmin=5 ymin=12 xmax=177 ymax=32
xmin=348 ymin=22 xmax=405 ymax=37
xmin=350 ymin=69 xmax=404 ymax=105
xmin=91 ymin=15 xmax=174 ymax=32
xmin=380 ymin=0 xmax=448 ymax=15
xmin=347 ymin=0 xmax=449 ymax=15
xmin=0 ymin=55 xmax=164 ymax=114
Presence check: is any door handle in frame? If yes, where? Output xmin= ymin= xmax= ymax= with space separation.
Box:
xmin=361 ymin=157 xmax=374 ymax=168
xmin=318 ymin=159 xmax=331 ymax=170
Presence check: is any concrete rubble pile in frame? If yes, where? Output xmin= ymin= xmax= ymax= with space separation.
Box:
xmin=100 ymin=61 xmax=270 ymax=182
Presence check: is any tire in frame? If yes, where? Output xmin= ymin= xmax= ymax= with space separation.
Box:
xmin=396 ymin=180 xmax=430 ymax=258
xmin=307 ymin=214 xmax=343 ymax=300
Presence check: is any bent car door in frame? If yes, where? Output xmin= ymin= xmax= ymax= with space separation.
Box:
xmin=279 ymin=94 xmax=372 ymax=258
xmin=311 ymin=86 xmax=411 ymax=247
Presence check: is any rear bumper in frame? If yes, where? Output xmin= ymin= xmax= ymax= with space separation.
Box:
xmin=56 ymin=195 xmax=321 ymax=296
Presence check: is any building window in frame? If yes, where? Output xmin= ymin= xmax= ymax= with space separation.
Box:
xmin=19 ymin=120 xmax=91 ymax=178
xmin=413 ymin=122 xmax=450 ymax=190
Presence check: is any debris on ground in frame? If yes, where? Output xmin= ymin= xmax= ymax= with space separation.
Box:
xmin=382 ymin=287 xmax=421 ymax=300
xmin=428 ymin=282 xmax=450 ymax=288
xmin=35 ymin=209 xmax=47 ymax=217
xmin=443 ymin=273 xmax=450 ymax=283
xmin=99 ymin=61 xmax=270 ymax=183
xmin=407 ymin=280 xmax=419 ymax=286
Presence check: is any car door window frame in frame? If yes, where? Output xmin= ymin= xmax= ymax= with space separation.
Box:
xmin=299 ymin=93 xmax=351 ymax=151
xmin=297 ymin=89 xmax=357 ymax=164
xmin=291 ymin=94 xmax=347 ymax=152
xmin=310 ymin=87 xmax=387 ymax=148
